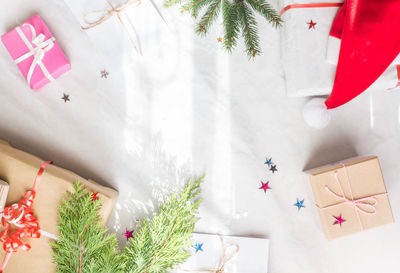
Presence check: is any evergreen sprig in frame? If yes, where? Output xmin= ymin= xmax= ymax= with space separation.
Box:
xmin=51 ymin=181 xmax=122 ymax=273
xmin=51 ymin=176 xmax=204 ymax=273
xmin=121 ymin=176 xmax=204 ymax=273
xmin=165 ymin=0 xmax=282 ymax=58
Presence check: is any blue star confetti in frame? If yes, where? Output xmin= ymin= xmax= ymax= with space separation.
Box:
xmin=294 ymin=198 xmax=305 ymax=211
xmin=194 ymin=243 xmax=204 ymax=253
xmin=264 ymin=158 xmax=273 ymax=166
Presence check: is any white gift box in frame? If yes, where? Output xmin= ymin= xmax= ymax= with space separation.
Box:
xmin=279 ymin=1 xmax=340 ymax=97
xmin=175 ymin=233 xmax=270 ymax=273
xmin=64 ymin=0 xmax=169 ymax=61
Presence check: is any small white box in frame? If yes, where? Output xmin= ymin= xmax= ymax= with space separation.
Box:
xmin=175 ymin=233 xmax=270 ymax=273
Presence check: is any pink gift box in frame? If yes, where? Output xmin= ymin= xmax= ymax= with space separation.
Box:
xmin=1 ymin=14 xmax=70 ymax=90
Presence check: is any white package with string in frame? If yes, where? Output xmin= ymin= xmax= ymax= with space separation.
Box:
xmin=64 ymin=0 xmax=170 ymax=61
xmin=174 ymin=233 xmax=270 ymax=273
xmin=279 ymin=1 xmax=341 ymax=97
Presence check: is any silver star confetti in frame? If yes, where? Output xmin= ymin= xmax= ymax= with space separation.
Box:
xmin=100 ymin=69 xmax=109 ymax=79
xmin=61 ymin=93 xmax=70 ymax=103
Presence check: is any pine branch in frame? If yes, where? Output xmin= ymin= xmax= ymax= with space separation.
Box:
xmin=222 ymin=0 xmax=239 ymax=51
xmin=181 ymin=0 xmax=214 ymax=18
xmin=121 ymin=176 xmax=204 ymax=273
xmin=196 ymin=0 xmax=222 ymax=35
xmin=236 ymin=0 xmax=261 ymax=58
xmin=164 ymin=0 xmax=185 ymax=8
xmin=165 ymin=0 xmax=282 ymax=57
xmin=51 ymin=181 xmax=122 ymax=273
xmin=245 ymin=0 xmax=282 ymax=27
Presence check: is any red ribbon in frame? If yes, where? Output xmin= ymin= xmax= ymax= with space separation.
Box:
xmin=280 ymin=2 xmax=344 ymax=16
xmin=0 ymin=161 xmax=52 ymax=273
xmin=388 ymin=65 xmax=400 ymax=90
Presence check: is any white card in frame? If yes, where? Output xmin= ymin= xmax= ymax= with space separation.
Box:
xmin=175 ymin=233 xmax=270 ymax=273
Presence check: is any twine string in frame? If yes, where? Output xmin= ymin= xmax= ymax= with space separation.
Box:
xmin=82 ymin=0 xmax=142 ymax=54
xmin=178 ymin=235 xmax=240 ymax=273
xmin=318 ymin=163 xmax=387 ymax=230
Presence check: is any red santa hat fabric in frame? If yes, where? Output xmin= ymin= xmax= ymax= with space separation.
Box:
xmin=324 ymin=0 xmax=400 ymax=110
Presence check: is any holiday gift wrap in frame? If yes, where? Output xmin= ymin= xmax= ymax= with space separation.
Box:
xmin=306 ymin=156 xmax=394 ymax=240
xmin=64 ymin=0 xmax=169 ymax=59
xmin=175 ymin=233 xmax=270 ymax=272
xmin=0 ymin=140 xmax=118 ymax=272
xmin=279 ymin=1 xmax=341 ymax=97
xmin=1 ymin=14 xmax=70 ymax=90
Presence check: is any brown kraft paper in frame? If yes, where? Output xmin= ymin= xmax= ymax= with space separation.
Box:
xmin=0 ymin=140 xmax=118 ymax=272
xmin=306 ymin=156 xmax=394 ymax=240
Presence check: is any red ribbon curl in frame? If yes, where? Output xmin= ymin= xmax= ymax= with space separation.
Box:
xmin=0 ymin=161 xmax=52 ymax=273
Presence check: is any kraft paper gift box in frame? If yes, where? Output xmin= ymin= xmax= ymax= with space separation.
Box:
xmin=305 ymin=156 xmax=394 ymax=240
xmin=174 ymin=233 xmax=270 ymax=273
xmin=1 ymin=14 xmax=70 ymax=90
xmin=0 ymin=140 xmax=118 ymax=272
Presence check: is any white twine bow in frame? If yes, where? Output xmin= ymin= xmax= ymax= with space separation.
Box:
xmin=179 ymin=235 xmax=240 ymax=273
xmin=319 ymin=163 xmax=387 ymax=230
xmin=15 ymin=24 xmax=55 ymax=86
xmin=81 ymin=0 xmax=142 ymax=55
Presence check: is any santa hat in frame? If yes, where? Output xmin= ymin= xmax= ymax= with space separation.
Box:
xmin=304 ymin=0 xmax=400 ymax=128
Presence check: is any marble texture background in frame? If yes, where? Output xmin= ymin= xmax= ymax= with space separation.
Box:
xmin=0 ymin=0 xmax=399 ymax=272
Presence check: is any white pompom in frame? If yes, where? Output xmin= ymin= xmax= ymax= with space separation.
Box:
xmin=303 ymin=98 xmax=333 ymax=129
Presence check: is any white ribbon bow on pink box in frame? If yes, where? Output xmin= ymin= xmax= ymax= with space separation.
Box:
xmin=1 ymin=14 xmax=70 ymax=90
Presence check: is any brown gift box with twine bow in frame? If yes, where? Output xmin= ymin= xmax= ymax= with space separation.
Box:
xmin=306 ymin=156 xmax=394 ymax=240
xmin=0 ymin=140 xmax=118 ymax=272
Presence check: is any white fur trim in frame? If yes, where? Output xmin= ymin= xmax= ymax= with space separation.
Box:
xmin=303 ymin=98 xmax=333 ymax=129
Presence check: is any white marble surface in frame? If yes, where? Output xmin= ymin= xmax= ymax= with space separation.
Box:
xmin=0 ymin=0 xmax=400 ymax=272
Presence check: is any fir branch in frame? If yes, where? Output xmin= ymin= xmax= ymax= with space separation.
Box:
xmin=51 ymin=181 xmax=122 ymax=273
xmin=181 ymin=0 xmax=214 ymax=18
xmin=165 ymin=0 xmax=282 ymax=57
xmin=164 ymin=0 xmax=185 ymax=8
xmin=122 ymin=176 xmax=204 ymax=273
xmin=245 ymin=0 xmax=282 ymax=27
xmin=222 ymin=0 xmax=239 ymax=52
xmin=237 ymin=0 xmax=261 ymax=58
xmin=196 ymin=0 xmax=222 ymax=35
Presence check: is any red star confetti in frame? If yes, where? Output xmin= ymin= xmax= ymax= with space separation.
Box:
xmin=333 ymin=214 xmax=346 ymax=227
xmin=259 ymin=181 xmax=271 ymax=193
xmin=123 ymin=228 xmax=134 ymax=240
xmin=91 ymin=191 xmax=100 ymax=201
xmin=307 ymin=20 xmax=317 ymax=30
